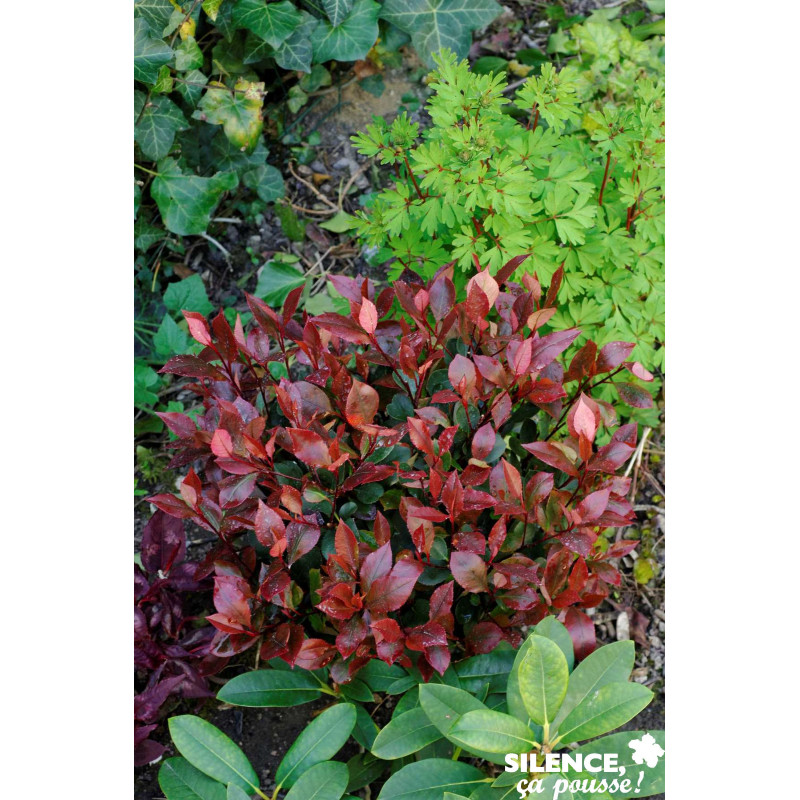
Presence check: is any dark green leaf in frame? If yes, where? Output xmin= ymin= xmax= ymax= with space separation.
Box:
xmin=372 ymin=707 xmax=442 ymax=759
xmin=311 ymin=0 xmax=380 ymax=63
xmin=134 ymin=18 xmax=174 ymax=84
xmin=376 ymin=759 xmax=485 ymax=800
xmin=168 ymin=716 xmax=259 ymax=794
xmin=163 ymin=274 xmax=214 ymax=316
xmin=158 ymin=757 xmax=226 ymax=800
xmin=135 ymin=93 xmax=189 ymax=161
xmin=217 ymin=669 xmax=323 ymax=707
xmin=233 ymin=0 xmax=303 ymax=47
xmin=283 ymin=761 xmax=349 ymax=800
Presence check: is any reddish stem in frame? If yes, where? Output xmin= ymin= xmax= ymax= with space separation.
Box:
xmin=598 ymin=151 xmax=612 ymax=206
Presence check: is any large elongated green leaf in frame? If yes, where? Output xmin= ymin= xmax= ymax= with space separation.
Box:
xmin=554 ymin=641 xmax=635 ymax=729
xmin=226 ymin=785 xmax=250 ymax=800
xmin=168 ymin=716 xmax=259 ymax=794
xmin=379 ymin=0 xmax=502 ymax=66
xmin=570 ymin=731 xmax=665 ymax=798
xmin=311 ymin=0 xmax=380 ymax=63
xmin=195 ymin=79 xmax=264 ymax=153
xmin=232 ymin=0 xmax=303 ymax=47
xmin=518 ymin=635 xmax=569 ymax=726
xmin=158 ymin=757 xmax=226 ymax=800
xmin=357 ymin=659 xmax=409 ymax=692
xmin=135 ymin=93 xmax=189 ymax=161
xmin=276 ymin=703 xmax=356 ymax=789
xmin=371 ymin=706 xmax=442 ymax=759
xmin=534 ymin=617 xmax=574 ymax=671
xmin=134 ymin=18 xmax=174 ymax=84
xmin=449 ymin=709 xmax=536 ymax=755
xmin=283 ymin=761 xmax=349 ymax=800
xmin=454 ymin=648 xmax=515 ymax=693
xmin=556 ymin=682 xmax=653 ymax=744
xmin=322 ymin=0 xmax=355 ymax=27
xmin=377 ymin=759 xmax=485 ymax=799
xmin=151 ymin=158 xmax=238 ymax=236
xmin=217 ymin=668 xmax=323 ymax=706
xmin=417 ymin=684 xmax=502 ymax=765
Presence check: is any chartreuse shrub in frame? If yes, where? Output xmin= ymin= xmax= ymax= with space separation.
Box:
xmin=351 ymin=16 xmax=665 ymax=381
xmin=149 ymin=254 xmax=653 ymax=686
xmin=134 ymin=0 xmax=503 ymax=246
xmin=158 ymin=620 xmax=662 ymax=798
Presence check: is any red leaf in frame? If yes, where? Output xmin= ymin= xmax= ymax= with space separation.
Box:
xmin=568 ymin=394 xmax=598 ymax=444
xmin=346 ymin=379 xmax=379 ymax=428
xmin=374 ymin=512 xmax=391 ymax=546
xmin=489 ymin=458 xmax=522 ymax=503
xmin=359 ymin=298 xmax=379 ymax=334
xmin=507 ymin=338 xmax=532 ymax=375
xmin=450 ymin=551 xmax=488 ymax=593
xmin=284 ymin=521 xmax=321 ymax=566
xmin=318 ymin=584 xmax=364 ymax=621
xmin=288 ymin=428 xmax=332 ymax=467
xmin=495 ymin=253 xmax=531 ymax=285
xmin=543 ymin=265 xmax=564 ymax=307
xmin=359 ymin=542 xmax=393 ymax=595
xmin=448 ymin=355 xmax=477 ymax=397
xmin=467 ymin=270 xmax=499 ymax=308
xmin=294 ymin=638 xmax=337 ymax=670
xmin=471 ymin=422 xmax=495 ymax=460
xmin=626 ymin=362 xmax=654 ymax=382
xmin=544 ymin=549 xmax=572 ymax=599
xmin=577 ymin=489 xmax=611 ymax=523
xmin=524 ymin=472 xmax=554 ymax=509
xmin=429 ymin=275 xmax=455 ymax=320
xmin=466 ymin=620 xmax=503 ymax=654
xmin=429 ymin=581 xmax=454 ymax=633
xmin=254 ymin=500 xmax=286 ymax=548
xmin=312 ymin=313 xmax=371 ymax=344
xmin=488 ymin=517 xmax=507 ymax=560
xmin=617 ymin=382 xmax=654 ymax=409
xmin=218 ymin=473 xmax=257 ymax=509
xmin=371 ymin=617 xmax=403 ymax=643
xmin=563 ymin=608 xmax=596 ymax=661
xmin=160 ymin=355 xmax=225 ymax=380
xmin=156 ymin=411 xmax=197 ymax=439
xmin=212 ymin=575 xmax=252 ymax=629
xmin=141 ymin=510 xmax=186 ymax=574
xmin=334 ymin=520 xmax=359 ymax=575
xmin=597 ymin=342 xmax=635 ymax=373
xmin=522 ymin=442 xmax=579 ymax=478
xmin=564 ymin=341 xmax=597 ymax=382
xmin=530 ymin=329 xmax=581 ymax=370
xmin=366 ymin=559 xmax=424 ymax=613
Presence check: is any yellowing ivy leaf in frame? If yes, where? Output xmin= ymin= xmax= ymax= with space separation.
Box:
xmin=194 ymin=79 xmax=264 ymax=153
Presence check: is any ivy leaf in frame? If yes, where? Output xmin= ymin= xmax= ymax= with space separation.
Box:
xmin=134 ymin=92 xmax=189 ymax=161
xmin=232 ymin=0 xmax=303 ymax=48
xmin=202 ymin=0 xmax=224 ymax=22
xmin=177 ymin=69 xmax=209 ymax=108
xmin=311 ymin=0 xmax=380 ymax=64
xmin=152 ymin=158 xmax=238 ymax=236
xmin=134 ymin=0 xmax=174 ymax=34
xmin=164 ymin=274 xmax=214 ymax=317
xmin=176 ymin=36 xmax=204 ymax=71
xmin=154 ymin=313 xmax=192 ymax=358
xmin=379 ymin=0 xmax=502 ymax=67
xmin=243 ymin=163 xmax=285 ymax=203
xmin=322 ymin=0 xmax=355 ymax=28
xmin=134 ymin=17 xmax=174 ymax=84
xmin=273 ymin=12 xmax=319 ymax=72
xmin=255 ymin=257 xmax=305 ymax=306
xmin=194 ymin=80 xmax=264 ymax=153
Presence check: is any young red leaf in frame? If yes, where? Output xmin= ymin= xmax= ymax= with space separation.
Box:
xmin=359 ymin=298 xmax=379 ymax=334
xmin=448 ymin=355 xmax=477 ymax=397
xmin=563 ymin=608 xmax=596 ymax=661
xmin=365 ymin=559 xmax=424 ymax=613
xmin=287 ymin=428 xmax=332 ymax=467
xmin=522 ymin=442 xmax=580 ymax=477
xmin=466 ymin=620 xmax=503 ymax=654
xmin=334 ymin=519 xmax=359 ymax=575
xmin=141 ymin=510 xmax=186 ymax=575
xmin=597 ymin=341 xmax=635 ymax=373
xmin=450 ymin=551 xmax=488 ymax=593
xmin=359 ymin=542 xmax=393 ymax=595
xmin=617 ymin=382 xmax=654 ymax=408
xmin=284 ymin=521 xmax=321 ymax=565
xmin=318 ymin=584 xmax=364 ymax=621
xmin=346 ymin=379 xmax=379 ymax=429
xmin=530 ymin=329 xmax=581 ymax=370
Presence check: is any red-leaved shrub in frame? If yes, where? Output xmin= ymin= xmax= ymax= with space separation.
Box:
xmin=150 ymin=256 xmax=652 ymax=683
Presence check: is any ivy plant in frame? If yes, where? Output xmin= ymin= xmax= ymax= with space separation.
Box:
xmin=351 ymin=13 xmax=665 ymax=387
xmin=134 ymin=0 xmax=503 ymax=247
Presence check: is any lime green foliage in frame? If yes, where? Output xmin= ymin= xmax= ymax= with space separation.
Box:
xmin=351 ymin=15 xmax=665 ymax=375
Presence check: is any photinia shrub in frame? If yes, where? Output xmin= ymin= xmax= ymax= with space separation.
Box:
xmin=149 ymin=253 xmax=652 ymax=686
xmin=134 ymin=510 xmax=228 ymax=766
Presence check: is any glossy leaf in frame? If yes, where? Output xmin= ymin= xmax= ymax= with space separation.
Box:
xmin=283 ymin=760 xmax=349 ymax=800
xmin=376 ymin=759 xmax=485 ymax=800
xmin=168 ymin=716 xmax=259 ymax=794
xmin=158 ymin=757 xmax=227 ymax=800
xmin=311 ymin=0 xmax=380 ymax=63
xmin=276 ymin=703 xmax=356 ymax=788
xmin=371 ymin=706 xmax=443 ymax=759
xmin=518 ymin=635 xmax=569 ymax=726
xmin=217 ymin=669 xmax=322 ymax=707
xmin=448 ymin=709 xmax=535 ymax=754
